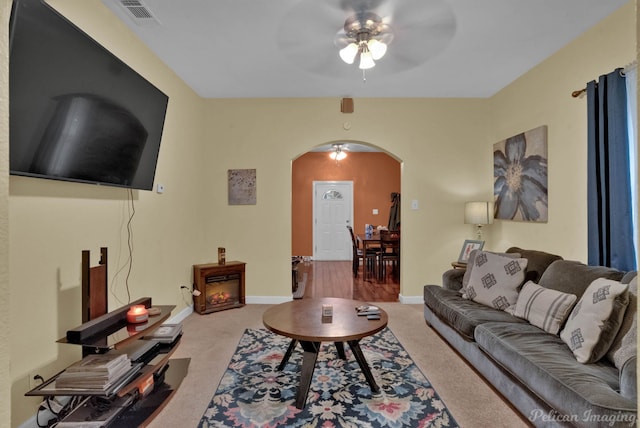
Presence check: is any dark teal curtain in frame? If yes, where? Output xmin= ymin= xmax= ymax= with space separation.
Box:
xmin=587 ymin=69 xmax=636 ymax=271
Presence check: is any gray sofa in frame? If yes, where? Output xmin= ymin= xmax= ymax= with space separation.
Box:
xmin=423 ymin=247 xmax=637 ymax=427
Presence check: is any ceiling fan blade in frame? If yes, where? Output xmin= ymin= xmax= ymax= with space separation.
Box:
xmin=375 ymin=0 xmax=456 ymax=72
xmin=338 ymin=0 xmax=394 ymax=15
xmin=276 ymin=1 xmax=355 ymax=74
xmin=334 ymin=30 xmax=356 ymax=49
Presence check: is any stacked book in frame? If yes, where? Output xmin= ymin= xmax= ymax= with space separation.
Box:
xmin=143 ymin=323 xmax=182 ymax=344
xmin=56 ymin=354 xmax=133 ymax=391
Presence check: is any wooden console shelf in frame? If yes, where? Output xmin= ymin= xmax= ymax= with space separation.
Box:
xmin=27 ymin=298 xmax=188 ymax=426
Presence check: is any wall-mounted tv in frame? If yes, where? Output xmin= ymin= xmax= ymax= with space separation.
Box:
xmin=9 ymin=0 xmax=168 ymax=191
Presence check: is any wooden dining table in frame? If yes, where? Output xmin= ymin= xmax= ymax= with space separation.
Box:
xmin=357 ymin=231 xmax=400 ymax=281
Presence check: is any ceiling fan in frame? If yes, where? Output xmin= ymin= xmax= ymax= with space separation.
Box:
xmin=276 ymin=0 xmax=457 ymax=77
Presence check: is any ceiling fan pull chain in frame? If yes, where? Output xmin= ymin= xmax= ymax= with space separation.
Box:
xmin=362 ymin=69 xmax=367 ymax=83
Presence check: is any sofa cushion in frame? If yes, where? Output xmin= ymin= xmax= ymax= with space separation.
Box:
xmin=538 ymin=260 xmax=625 ymax=299
xmin=442 ymin=268 xmax=465 ymax=292
xmin=513 ymin=280 xmax=577 ymax=335
xmin=506 ymin=247 xmax=563 ymax=283
xmin=423 ymin=285 xmax=526 ymax=341
xmin=560 ymin=278 xmax=629 ymax=364
xmin=606 ymin=275 xmax=637 ymax=370
xmin=463 ymin=251 xmax=528 ymax=311
xmin=475 ymin=322 xmax=637 ymax=421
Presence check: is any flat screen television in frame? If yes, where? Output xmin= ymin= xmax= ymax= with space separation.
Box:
xmin=9 ymin=0 xmax=168 ymax=191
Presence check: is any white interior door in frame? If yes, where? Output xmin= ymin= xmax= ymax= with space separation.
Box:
xmin=313 ymin=181 xmax=353 ymax=261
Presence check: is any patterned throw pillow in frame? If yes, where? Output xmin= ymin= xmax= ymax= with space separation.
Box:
xmin=463 ymin=251 xmax=528 ymax=311
xmin=461 ymin=250 xmax=520 ymax=295
xmin=560 ymin=278 xmax=629 ymax=364
xmin=513 ymin=281 xmax=577 ymax=335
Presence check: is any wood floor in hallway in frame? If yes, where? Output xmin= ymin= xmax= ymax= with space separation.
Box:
xmin=299 ymin=260 xmax=400 ymax=302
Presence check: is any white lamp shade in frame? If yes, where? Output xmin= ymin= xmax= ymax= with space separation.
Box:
xmin=358 ymin=50 xmax=375 ymax=70
xmin=464 ymin=201 xmax=494 ymax=225
xmin=367 ymin=39 xmax=387 ymax=60
xmin=339 ymin=43 xmax=358 ymax=64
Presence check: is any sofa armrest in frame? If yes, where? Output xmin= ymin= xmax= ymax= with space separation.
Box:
xmin=442 ymin=268 xmax=465 ymax=291
xmin=620 ymin=356 xmax=637 ymax=402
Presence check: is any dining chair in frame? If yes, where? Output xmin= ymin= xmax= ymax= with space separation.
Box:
xmin=360 ymin=234 xmax=380 ymax=281
xmin=379 ymin=230 xmax=400 ymax=281
xmin=346 ymin=225 xmax=361 ymax=278
xmin=347 ymin=225 xmax=379 ymax=280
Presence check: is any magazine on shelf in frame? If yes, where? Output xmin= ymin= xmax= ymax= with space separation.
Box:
xmin=64 ymin=354 xmax=129 ymax=374
xmin=143 ymin=323 xmax=182 ymax=344
xmin=55 ymin=363 xmax=142 ymax=393
xmin=355 ymin=305 xmax=380 ymax=316
xmin=55 ymin=354 xmax=133 ymax=391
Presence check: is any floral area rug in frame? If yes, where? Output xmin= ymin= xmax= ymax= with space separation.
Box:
xmin=198 ymin=328 xmax=459 ymax=428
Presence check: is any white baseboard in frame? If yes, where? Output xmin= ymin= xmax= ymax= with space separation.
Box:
xmin=398 ymin=294 xmax=423 ymax=304
xmin=168 ymin=305 xmax=193 ymax=324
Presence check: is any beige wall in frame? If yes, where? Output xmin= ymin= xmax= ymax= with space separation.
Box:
xmin=7 ymin=1 xmax=208 ymax=425
xmin=1 ymin=0 xmax=636 ymax=426
xmin=488 ymin=2 xmax=637 ymax=259
xmin=201 ymin=97 xmax=490 ymax=299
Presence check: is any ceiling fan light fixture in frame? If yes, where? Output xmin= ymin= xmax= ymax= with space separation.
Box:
xmin=367 ymin=39 xmax=387 ymax=60
xmin=337 ymin=12 xmax=391 ymax=72
xmin=358 ymin=48 xmax=375 ymax=70
xmin=330 ymin=150 xmax=347 ymax=161
xmin=339 ymin=43 xmax=359 ymax=64
xmin=330 ymin=144 xmax=347 ymax=161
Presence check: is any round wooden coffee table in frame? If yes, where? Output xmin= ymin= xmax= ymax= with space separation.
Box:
xmin=263 ymin=297 xmax=388 ymax=409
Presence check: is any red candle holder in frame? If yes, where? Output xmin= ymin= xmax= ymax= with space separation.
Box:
xmin=127 ymin=305 xmax=149 ymax=324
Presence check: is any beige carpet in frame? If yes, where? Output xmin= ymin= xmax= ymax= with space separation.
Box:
xmin=148 ymin=303 xmax=532 ymax=427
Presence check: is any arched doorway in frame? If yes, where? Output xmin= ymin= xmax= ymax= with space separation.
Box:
xmin=291 ymin=141 xmax=401 ymax=301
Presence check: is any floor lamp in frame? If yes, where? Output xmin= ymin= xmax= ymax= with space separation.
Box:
xmin=464 ymin=201 xmax=494 ymax=240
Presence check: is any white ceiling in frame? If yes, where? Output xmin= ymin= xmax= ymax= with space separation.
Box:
xmin=100 ymin=0 xmax=629 ymax=99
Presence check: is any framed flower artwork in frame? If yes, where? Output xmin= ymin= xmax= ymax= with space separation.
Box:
xmin=494 ymin=125 xmax=548 ymax=222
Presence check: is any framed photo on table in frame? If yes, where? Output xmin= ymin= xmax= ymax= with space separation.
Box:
xmin=457 ymin=240 xmax=485 ymax=264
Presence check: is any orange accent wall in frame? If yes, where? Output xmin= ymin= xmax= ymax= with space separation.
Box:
xmin=292 ymin=152 xmax=400 ymax=256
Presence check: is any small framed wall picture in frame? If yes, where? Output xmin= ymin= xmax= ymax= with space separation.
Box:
xmin=228 ymin=169 xmax=256 ymax=205
xmin=458 ymin=239 xmax=485 ymax=264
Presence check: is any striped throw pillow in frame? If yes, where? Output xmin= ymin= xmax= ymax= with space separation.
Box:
xmin=513 ymin=281 xmax=577 ymax=335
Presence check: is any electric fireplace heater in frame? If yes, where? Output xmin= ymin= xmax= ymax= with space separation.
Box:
xmin=204 ymin=274 xmax=241 ymax=312
xmin=193 ymin=262 xmax=246 ymax=314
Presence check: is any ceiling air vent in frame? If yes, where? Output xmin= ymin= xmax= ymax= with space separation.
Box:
xmin=116 ymin=0 xmax=161 ymax=25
